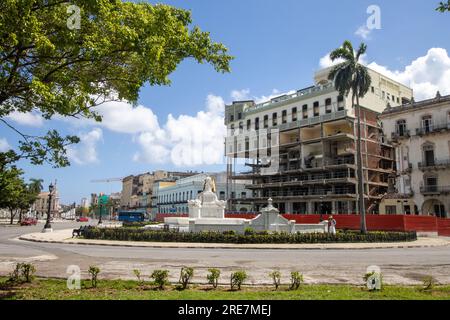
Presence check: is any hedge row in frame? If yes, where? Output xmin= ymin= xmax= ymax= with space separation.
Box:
xmin=83 ymin=228 xmax=417 ymax=244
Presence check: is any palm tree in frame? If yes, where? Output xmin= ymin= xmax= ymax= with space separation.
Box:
xmin=29 ymin=178 xmax=44 ymax=194
xmin=328 ymin=41 xmax=372 ymax=234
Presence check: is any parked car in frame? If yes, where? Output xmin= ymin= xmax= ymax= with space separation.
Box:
xmin=20 ymin=218 xmax=38 ymax=226
xmin=76 ymin=217 xmax=89 ymax=222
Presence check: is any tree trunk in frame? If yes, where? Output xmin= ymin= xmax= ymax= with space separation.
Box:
xmin=9 ymin=208 xmax=15 ymax=225
xmin=355 ymin=95 xmax=367 ymax=234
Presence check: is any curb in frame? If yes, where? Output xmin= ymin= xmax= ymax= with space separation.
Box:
xmin=17 ymin=234 xmax=450 ymax=251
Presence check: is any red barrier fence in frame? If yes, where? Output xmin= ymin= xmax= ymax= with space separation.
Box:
xmin=155 ymin=213 xmax=450 ymax=236
xmin=437 ymin=219 xmax=450 ymax=237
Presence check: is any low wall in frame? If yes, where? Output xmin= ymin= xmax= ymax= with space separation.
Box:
xmin=155 ymin=213 xmax=450 ymax=236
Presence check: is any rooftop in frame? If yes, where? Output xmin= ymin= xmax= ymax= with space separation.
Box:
xmin=380 ymin=92 xmax=450 ymax=117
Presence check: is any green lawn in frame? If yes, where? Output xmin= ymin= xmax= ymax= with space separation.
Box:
xmin=1 ymin=278 xmax=449 ymax=300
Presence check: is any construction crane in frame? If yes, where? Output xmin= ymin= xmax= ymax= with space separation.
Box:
xmin=90 ymin=177 xmax=124 ymax=183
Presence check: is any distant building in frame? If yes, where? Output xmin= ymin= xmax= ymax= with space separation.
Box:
xmin=120 ymin=171 xmax=198 ymax=212
xmin=151 ymin=172 xmax=252 ymax=217
xmin=379 ymin=92 xmax=450 ymax=217
xmin=31 ymin=186 xmax=60 ymax=219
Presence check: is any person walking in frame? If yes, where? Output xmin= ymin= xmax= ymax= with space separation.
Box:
xmin=328 ymin=215 xmax=337 ymax=235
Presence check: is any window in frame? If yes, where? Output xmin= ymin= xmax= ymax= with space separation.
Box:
xmin=272 ymin=113 xmax=278 ymax=126
xmin=325 ymin=98 xmax=332 ymax=114
xmin=313 ymin=101 xmax=319 ymax=117
xmin=337 ymin=96 xmax=344 ymax=111
xmin=230 ymin=114 xmax=234 ymax=122
xmin=396 ymin=120 xmax=408 ymax=137
xmin=371 ymin=86 xmax=375 ymax=93
xmin=255 ymin=117 xmax=259 ymax=130
xmin=386 ymin=206 xmax=397 ymax=215
xmin=423 ymin=143 xmax=435 ymax=167
xmin=282 ymin=110 xmax=287 ymax=124
xmin=292 ymin=107 xmax=297 ymax=121
xmin=422 ymin=115 xmax=433 ymax=133
xmin=382 ymin=91 xmax=385 ymax=99
xmin=302 ymin=104 xmax=308 ymax=119
xmin=263 ymin=115 xmax=268 ymax=128
xmin=247 ymin=119 xmax=251 ymax=131
xmin=239 ymin=122 xmax=243 ymax=133
xmin=238 ymin=112 xmax=242 ymax=120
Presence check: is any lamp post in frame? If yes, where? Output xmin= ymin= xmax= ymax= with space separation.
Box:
xmin=319 ymin=196 xmax=324 ymax=222
xmin=42 ymin=183 xmax=54 ymax=233
xmin=98 ymin=202 xmax=103 ymax=225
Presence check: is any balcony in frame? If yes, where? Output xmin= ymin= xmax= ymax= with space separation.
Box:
xmin=416 ymin=123 xmax=450 ymax=136
xmin=420 ymin=185 xmax=450 ymax=195
xmin=391 ymin=130 xmax=410 ymax=141
xmin=418 ymin=159 xmax=450 ymax=171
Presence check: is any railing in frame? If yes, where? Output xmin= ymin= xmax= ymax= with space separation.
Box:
xmin=420 ymin=185 xmax=450 ymax=194
xmin=416 ymin=123 xmax=450 ymax=136
xmin=246 ymin=83 xmax=335 ymax=113
xmin=418 ymin=159 xmax=450 ymax=170
xmin=391 ymin=130 xmax=410 ymax=140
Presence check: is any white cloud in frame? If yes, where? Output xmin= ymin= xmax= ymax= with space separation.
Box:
xmin=319 ymin=51 xmax=368 ymax=69
xmin=67 ymin=128 xmax=103 ymax=165
xmin=0 ymin=138 xmax=10 ymax=152
xmin=319 ymin=47 xmax=450 ymax=101
xmin=367 ymin=48 xmax=450 ymax=100
xmin=231 ymin=89 xmax=251 ymax=101
xmin=133 ymin=94 xmax=227 ymax=167
xmin=355 ymin=25 xmax=372 ymax=40
xmin=6 ymin=111 xmax=44 ymax=127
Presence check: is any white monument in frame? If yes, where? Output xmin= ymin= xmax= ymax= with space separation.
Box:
xmin=164 ymin=176 xmax=328 ymax=234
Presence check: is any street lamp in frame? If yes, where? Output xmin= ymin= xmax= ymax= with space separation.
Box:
xmin=42 ymin=183 xmax=54 ymax=233
xmin=98 ymin=201 xmax=103 ymax=225
xmin=319 ymin=196 xmax=324 ymax=222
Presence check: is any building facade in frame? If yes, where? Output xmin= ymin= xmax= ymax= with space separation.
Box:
xmin=32 ymin=187 xmax=60 ymax=219
xmin=225 ymin=67 xmax=413 ymax=214
xmin=151 ymin=172 xmax=252 ymax=216
xmin=120 ymin=171 xmax=198 ymax=211
xmin=379 ymin=93 xmax=450 ymax=218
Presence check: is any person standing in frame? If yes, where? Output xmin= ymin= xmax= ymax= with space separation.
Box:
xmin=328 ymin=216 xmax=337 ymax=235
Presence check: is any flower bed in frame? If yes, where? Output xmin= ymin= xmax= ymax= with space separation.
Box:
xmin=83 ymin=227 xmax=417 ymax=244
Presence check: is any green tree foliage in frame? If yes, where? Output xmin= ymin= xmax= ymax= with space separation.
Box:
xmin=230 ymin=270 xmax=247 ymax=291
xmin=0 ymin=153 xmax=42 ymax=223
xmin=0 ymin=0 xmax=232 ymax=167
xmin=437 ymin=1 xmax=450 ymax=11
xmin=207 ymin=268 xmax=221 ymax=289
xmin=328 ymin=41 xmax=372 ymax=234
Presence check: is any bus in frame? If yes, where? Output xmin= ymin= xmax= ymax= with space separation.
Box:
xmin=118 ymin=211 xmax=145 ymax=222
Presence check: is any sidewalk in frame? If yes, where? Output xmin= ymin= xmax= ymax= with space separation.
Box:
xmin=18 ymin=229 xmax=450 ymax=250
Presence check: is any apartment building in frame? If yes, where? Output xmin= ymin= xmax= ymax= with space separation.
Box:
xmin=152 ymin=172 xmax=252 ymax=216
xmin=379 ymin=92 xmax=450 ymax=218
xmin=225 ymin=67 xmax=413 ymax=214
xmin=32 ymin=187 xmax=60 ymax=219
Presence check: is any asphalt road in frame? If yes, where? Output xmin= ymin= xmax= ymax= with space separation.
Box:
xmin=1 ymin=222 xmax=450 ymax=285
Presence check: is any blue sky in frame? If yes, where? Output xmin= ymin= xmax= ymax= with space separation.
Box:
xmin=1 ymin=0 xmax=450 ymax=204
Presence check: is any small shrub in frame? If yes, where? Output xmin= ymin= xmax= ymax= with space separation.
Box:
xmin=230 ymin=270 xmax=247 ymax=291
xmin=422 ymin=275 xmax=437 ymax=291
xmin=363 ymin=271 xmax=383 ymax=291
xmin=179 ymin=267 xmax=194 ymax=290
xmin=290 ymin=271 xmax=303 ymax=290
xmin=207 ymin=268 xmax=221 ymax=289
xmin=20 ymin=263 xmax=36 ymax=283
xmin=151 ymin=269 xmax=170 ymax=290
xmin=88 ymin=266 xmax=100 ymax=288
xmin=244 ymin=228 xmax=255 ymax=236
xmin=269 ymin=270 xmax=281 ymax=290
xmin=133 ymin=269 xmax=143 ymax=284
xmin=9 ymin=263 xmax=22 ymax=283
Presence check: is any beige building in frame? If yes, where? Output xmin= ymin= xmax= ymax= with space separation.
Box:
xmin=32 ymin=188 xmax=60 ymax=219
xmin=380 ymin=92 xmax=450 ymax=217
xmin=225 ymin=67 xmax=413 ymax=214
